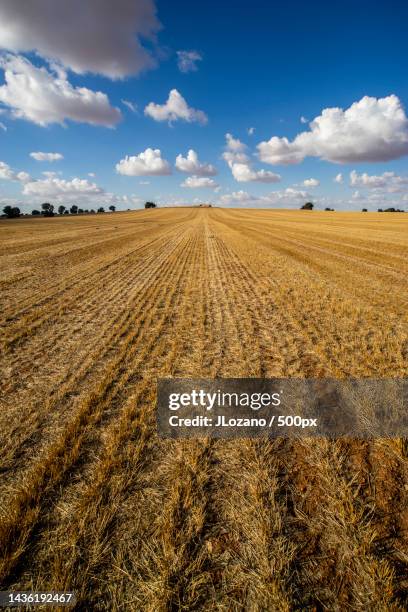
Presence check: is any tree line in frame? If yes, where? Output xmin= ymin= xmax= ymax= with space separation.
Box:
xmin=2 ymin=203 xmax=117 ymax=218
xmin=2 ymin=201 xmax=159 ymax=219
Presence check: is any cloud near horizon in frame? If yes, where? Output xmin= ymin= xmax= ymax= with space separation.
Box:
xmin=0 ymin=159 xmax=30 ymax=182
xmin=23 ymin=176 xmax=104 ymax=199
xmin=219 ymin=187 xmax=309 ymax=207
xmin=258 ymin=95 xmax=408 ymax=165
xmin=350 ymin=169 xmax=408 ymax=192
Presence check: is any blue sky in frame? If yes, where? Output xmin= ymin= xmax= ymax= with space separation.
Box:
xmin=1 ymin=0 xmax=408 ymax=211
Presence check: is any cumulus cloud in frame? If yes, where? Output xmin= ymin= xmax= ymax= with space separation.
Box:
xmin=219 ymin=187 xmax=308 ymax=207
xmin=116 ymin=148 xmax=171 ymax=176
xmin=350 ymin=169 xmax=408 ymax=192
xmin=303 ymin=178 xmax=320 ymax=187
xmin=21 ymin=174 xmax=140 ymax=208
xmin=30 ymin=151 xmax=63 ymax=162
xmin=0 ymin=0 xmax=160 ymax=78
xmin=334 ymin=173 xmax=343 ymax=184
xmin=121 ymin=99 xmax=138 ymax=113
xmin=223 ymin=133 xmax=281 ymax=183
xmin=229 ymin=163 xmax=281 ymax=183
xmin=0 ymin=159 xmax=30 ymax=182
xmin=0 ymin=160 xmax=14 ymax=180
xmin=247 ymin=127 xmax=255 ymax=135
xmin=258 ymin=95 xmax=408 ymax=165
xmin=175 ymin=149 xmax=217 ymax=176
xmin=181 ymin=176 xmax=218 ymax=188
xmin=0 ymin=55 xmax=121 ymax=126
xmin=144 ymin=89 xmax=207 ymax=125
xmin=23 ymin=176 xmax=103 ymax=199
xmin=177 ymin=50 xmax=202 ymax=73
xmin=300 ymin=116 xmax=309 ymax=124
xmin=225 ymin=133 xmax=246 ymax=152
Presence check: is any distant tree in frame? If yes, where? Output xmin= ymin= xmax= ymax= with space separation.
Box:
xmin=90 ymin=209 xmax=95 ymax=214
xmin=58 ymin=205 xmax=66 ymax=215
xmin=70 ymin=205 xmax=78 ymax=214
xmin=84 ymin=209 xmax=89 ymax=213
xmin=63 ymin=210 xmax=69 ymax=215
xmin=97 ymin=207 xmax=105 ymax=213
xmin=41 ymin=202 xmax=54 ymax=217
xmin=362 ymin=208 xmax=368 ymax=212
xmin=324 ymin=207 xmax=334 ymax=211
xmin=78 ymin=208 xmax=84 ymax=214
xmin=109 ymin=205 xmax=116 ymax=212
xmin=3 ymin=205 xmax=21 ymax=218
xmin=378 ymin=208 xmax=383 ymax=212
xmin=145 ymin=201 xmax=157 ymax=209
xmin=301 ymin=202 xmax=314 ymax=210
xmin=31 ymin=209 xmax=41 ymax=215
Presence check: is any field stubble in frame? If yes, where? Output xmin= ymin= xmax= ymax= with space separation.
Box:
xmin=0 ymin=207 xmax=407 ymax=610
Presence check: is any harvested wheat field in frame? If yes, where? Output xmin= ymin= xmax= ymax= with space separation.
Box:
xmin=0 ymin=207 xmax=407 ymax=610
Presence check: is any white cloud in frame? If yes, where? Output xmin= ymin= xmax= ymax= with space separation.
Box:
xmin=247 ymin=127 xmax=255 ymax=135
xmin=258 ymin=95 xmax=408 ymax=165
xmin=0 ymin=160 xmax=14 ymax=180
xmin=225 ymin=133 xmax=246 ymax=152
xmin=334 ymin=173 xmax=343 ymax=184
xmin=229 ymin=163 xmax=281 ymax=183
xmin=144 ymin=89 xmax=207 ymax=125
xmin=219 ymin=187 xmax=309 ymax=208
xmin=30 ymin=151 xmax=63 ymax=162
xmin=116 ymin=148 xmax=171 ymax=176
xmin=0 ymin=121 xmax=6 ymax=131
xmin=223 ymin=133 xmax=281 ymax=183
xmin=350 ymin=170 xmax=408 ymax=192
xmin=0 ymin=160 xmax=30 ymax=182
xmin=23 ymin=176 xmax=103 ymax=200
xmin=0 ymin=0 xmax=160 ymax=78
xmin=175 ymin=149 xmax=217 ymax=176
xmin=88 ymin=172 xmax=96 ymax=177
xmin=21 ymin=174 xmax=140 ymax=208
xmin=300 ymin=116 xmax=309 ymax=124
xmin=121 ymin=99 xmax=138 ymax=113
xmin=0 ymin=55 xmax=121 ymax=127
xmin=181 ymin=176 xmax=218 ymax=189
xmin=16 ymin=172 xmax=30 ymax=182
xmin=303 ymin=178 xmax=320 ymax=187
xmin=177 ymin=50 xmax=202 ymax=73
